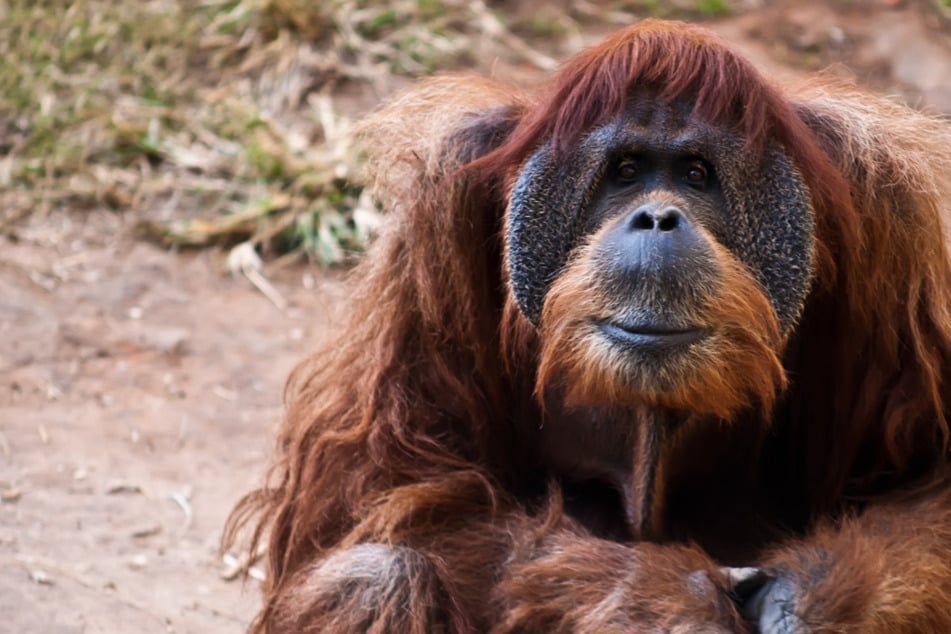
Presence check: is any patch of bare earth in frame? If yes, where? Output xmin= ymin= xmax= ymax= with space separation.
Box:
xmin=1 ymin=211 xmax=342 ymax=632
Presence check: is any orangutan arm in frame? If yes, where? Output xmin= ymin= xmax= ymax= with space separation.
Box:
xmin=260 ymin=499 xmax=750 ymax=634
xmin=744 ymin=486 xmax=951 ymax=634
xmin=489 ymin=524 xmax=751 ymax=634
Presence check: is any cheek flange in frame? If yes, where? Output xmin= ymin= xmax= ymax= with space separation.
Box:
xmin=507 ymin=124 xmax=617 ymax=326
xmin=715 ymin=145 xmax=816 ymax=333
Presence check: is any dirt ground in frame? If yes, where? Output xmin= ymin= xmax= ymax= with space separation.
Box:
xmin=3 ymin=4 xmax=951 ymax=633
xmin=0 ymin=209 xmax=344 ymax=632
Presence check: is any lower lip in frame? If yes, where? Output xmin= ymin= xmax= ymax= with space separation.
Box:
xmin=597 ymin=322 xmax=708 ymax=350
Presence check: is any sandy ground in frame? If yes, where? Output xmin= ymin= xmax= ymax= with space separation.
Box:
xmin=0 ymin=210 xmax=343 ymax=632
xmin=2 ymin=4 xmax=950 ymax=633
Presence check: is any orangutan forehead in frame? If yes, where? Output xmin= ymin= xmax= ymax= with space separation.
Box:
xmin=580 ymin=102 xmax=744 ymax=166
xmin=622 ymin=92 xmax=693 ymax=125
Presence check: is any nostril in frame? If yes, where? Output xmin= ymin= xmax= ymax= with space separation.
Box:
xmin=627 ymin=205 xmax=686 ymax=232
xmin=657 ymin=208 xmax=682 ymax=232
xmin=630 ymin=210 xmax=655 ymax=231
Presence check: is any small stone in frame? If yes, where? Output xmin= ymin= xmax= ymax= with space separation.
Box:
xmin=1 ymin=488 xmax=22 ymax=503
xmin=30 ymin=569 xmax=53 ymax=585
xmin=129 ymin=554 xmax=148 ymax=570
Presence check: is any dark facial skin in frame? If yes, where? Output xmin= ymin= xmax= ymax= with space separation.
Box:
xmin=586 ymin=143 xmax=726 ymax=356
xmin=586 ymin=147 xmax=725 ymax=235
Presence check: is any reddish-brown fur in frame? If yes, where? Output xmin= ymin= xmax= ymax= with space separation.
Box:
xmin=226 ymin=20 xmax=951 ymax=633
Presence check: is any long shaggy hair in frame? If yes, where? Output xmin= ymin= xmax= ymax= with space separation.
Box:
xmin=226 ymin=20 xmax=951 ymax=632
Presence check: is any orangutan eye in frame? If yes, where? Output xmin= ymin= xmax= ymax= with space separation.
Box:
xmin=616 ymin=158 xmax=641 ymax=181
xmin=684 ymin=161 xmax=709 ymax=186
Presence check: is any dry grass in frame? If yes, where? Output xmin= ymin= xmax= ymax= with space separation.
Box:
xmin=0 ymin=0 xmax=741 ymax=263
xmin=2 ymin=0 xmax=374 ymax=263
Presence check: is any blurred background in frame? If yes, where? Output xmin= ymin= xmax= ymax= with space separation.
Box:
xmin=1 ymin=1 xmax=950 ymax=632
